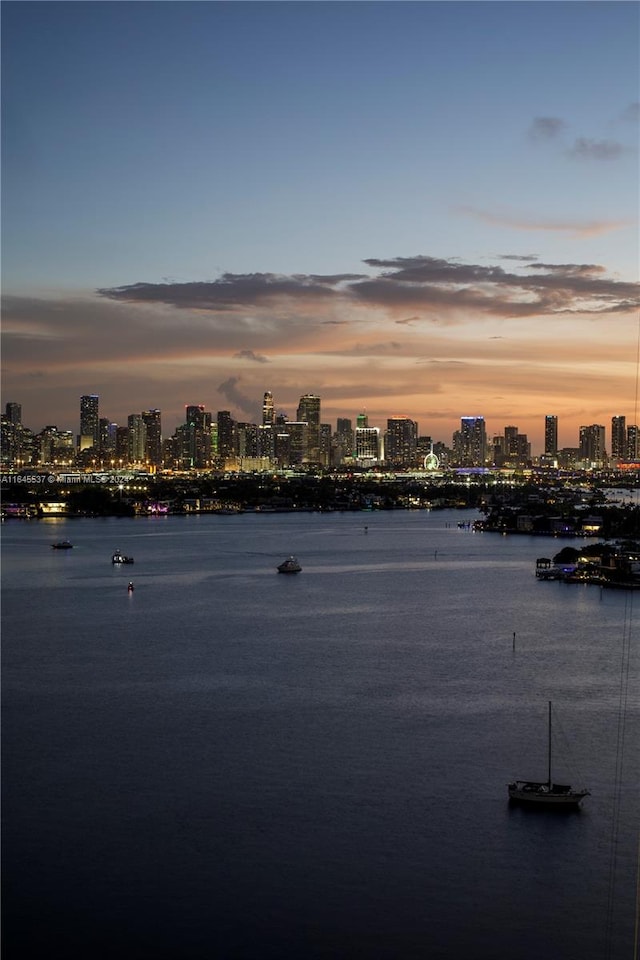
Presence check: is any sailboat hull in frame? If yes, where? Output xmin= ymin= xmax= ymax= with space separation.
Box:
xmin=508 ymin=780 xmax=589 ymax=807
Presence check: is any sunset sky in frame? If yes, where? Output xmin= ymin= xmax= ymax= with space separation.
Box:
xmin=2 ymin=0 xmax=638 ymax=454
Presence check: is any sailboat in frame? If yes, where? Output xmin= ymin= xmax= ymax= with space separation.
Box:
xmin=508 ymin=701 xmax=590 ymax=807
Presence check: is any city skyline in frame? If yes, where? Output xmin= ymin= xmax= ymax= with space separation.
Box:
xmin=3 ymin=390 xmax=638 ymax=462
xmin=2 ymin=2 xmax=639 ymax=451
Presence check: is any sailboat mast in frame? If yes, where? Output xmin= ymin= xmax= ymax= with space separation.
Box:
xmin=548 ymin=700 xmax=552 ymax=786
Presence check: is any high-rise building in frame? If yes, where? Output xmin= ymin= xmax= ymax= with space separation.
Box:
xmin=544 ymin=415 xmax=558 ymax=456
xmin=355 ymin=426 xmax=380 ymax=461
xmin=627 ymin=424 xmax=639 ymax=460
xmin=38 ymin=426 xmax=74 ymax=465
xmin=456 ymin=417 xmax=486 ymax=467
xmin=356 ymin=413 xmax=368 ymax=429
xmin=5 ymin=402 xmax=22 ymax=426
xmin=274 ymin=431 xmax=291 ymax=466
xmin=115 ymin=427 xmax=129 ymax=462
xmin=491 ymin=435 xmax=506 ymax=466
xmin=385 ymin=417 xmax=418 ymax=466
xmin=184 ymin=405 xmax=211 ymax=468
xmin=217 ymin=410 xmax=235 ymax=462
xmin=504 ymin=426 xmax=519 ymax=460
xmin=262 ymin=391 xmax=274 ymax=426
xmin=127 ymin=414 xmax=147 ymax=463
xmin=579 ymin=424 xmax=606 ymax=466
xmin=611 ymin=416 xmax=626 ymax=460
xmin=276 ymin=420 xmax=309 ymax=464
xmin=297 ymin=394 xmax=321 ymax=461
xmin=236 ymin=422 xmax=260 ymax=459
xmin=503 ymin=426 xmax=530 ymax=465
xmin=1 ymin=413 xmax=18 ymax=466
xmin=257 ymin=424 xmax=274 ymax=460
xmin=80 ymin=395 xmax=99 ymax=449
xmin=319 ymin=424 xmax=332 ymax=467
xmin=99 ymin=418 xmax=115 ymax=461
xmin=142 ymin=409 xmax=163 ymax=467
xmin=332 ymin=418 xmax=354 ymax=465
xmin=259 ymin=392 xmax=276 ymax=459
xmin=210 ymin=420 xmax=218 ymax=457
xmin=336 ymin=418 xmax=353 ymax=443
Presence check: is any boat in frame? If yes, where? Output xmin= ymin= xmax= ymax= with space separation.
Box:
xmin=277 ymin=556 xmax=302 ymax=574
xmin=52 ymin=540 xmax=73 ymax=549
xmin=508 ymin=701 xmax=590 ymax=807
xmin=112 ymin=550 xmax=134 ymax=564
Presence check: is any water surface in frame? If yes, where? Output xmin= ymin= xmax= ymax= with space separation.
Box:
xmin=2 ymin=511 xmax=638 ymax=959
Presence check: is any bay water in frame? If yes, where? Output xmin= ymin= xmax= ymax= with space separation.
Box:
xmin=2 ymin=510 xmax=638 ymax=959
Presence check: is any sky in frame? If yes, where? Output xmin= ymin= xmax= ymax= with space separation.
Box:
xmin=2 ymin=0 xmax=639 ymax=455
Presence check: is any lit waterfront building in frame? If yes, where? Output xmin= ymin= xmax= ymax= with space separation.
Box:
xmin=456 ymin=417 xmax=487 ymax=467
xmin=385 ymin=416 xmax=418 ymax=466
xmin=1 ymin=403 xmax=28 ymax=467
xmin=355 ymin=426 xmax=380 ymax=462
xmin=142 ymin=409 xmax=163 ymax=467
xmin=127 ymin=414 xmax=147 ymax=464
xmin=80 ymin=395 xmax=99 ymax=450
xmin=297 ymin=394 xmax=321 ymax=461
xmin=579 ymin=424 xmax=606 ymax=467
xmin=38 ymin=425 xmax=74 ymax=466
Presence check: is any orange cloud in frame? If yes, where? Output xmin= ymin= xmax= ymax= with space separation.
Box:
xmin=456 ymin=205 xmax=634 ymax=238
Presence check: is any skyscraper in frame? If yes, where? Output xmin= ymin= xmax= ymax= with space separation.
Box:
xmin=5 ymin=402 xmax=22 ymax=426
xmin=141 ymin=409 xmax=162 ymax=467
xmin=185 ymin=405 xmax=211 ymax=468
xmin=544 ymin=415 xmax=558 ymax=456
xmin=355 ymin=426 xmax=380 ymax=461
xmin=579 ymin=424 xmax=606 ymax=466
xmin=282 ymin=422 xmax=309 ymax=463
xmin=385 ymin=416 xmax=418 ymax=466
xmin=262 ymin=391 xmax=274 ymax=426
xmin=457 ymin=417 xmax=487 ymax=467
xmin=127 ymin=414 xmax=147 ymax=463
xmin=99 ymin=419 xmax=117 ymax=461
xmin=333 ymin=418 xmax=354 ymax=465
xmin=259 ymin=392 xmax=275 ymax=460
xmin=236 ymin=422 xmax=260 ymax=458
xmin=297 ymin=394 xmax=321 ymax=461
xmin=503 ymin=426 xmax=530 ymax=465
xmin=217 ymin=410 xmax=235 ymax=462
xmin=611 ymin=416 xmax=626 ymax=460
xmin=80 ymin=395 xmax=99 ymax=449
